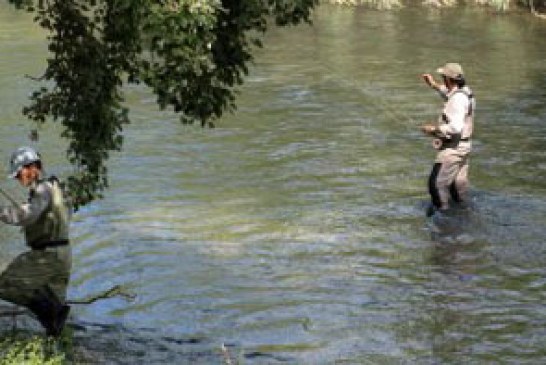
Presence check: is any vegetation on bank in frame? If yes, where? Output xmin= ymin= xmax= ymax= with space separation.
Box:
xmin=0 ymin=335 xmax=63 ymax=365
xmin=327 ymin=0 xmax=546 ymax=13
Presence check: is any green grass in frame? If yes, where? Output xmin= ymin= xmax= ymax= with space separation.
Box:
xmin=0 ymin=335 xmax=64 ymax=365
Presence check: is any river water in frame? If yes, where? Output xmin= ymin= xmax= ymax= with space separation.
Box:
xmin=1 ymin=3 xmax=545 ymax=364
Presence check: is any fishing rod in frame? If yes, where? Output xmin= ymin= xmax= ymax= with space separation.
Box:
xmin=334 ymin=77 xmax=414 ymax=123
xmin=0 ymin=185 xmax=23 ymax=211
xmin=0 ymin=162 xmax=24 ymax=210
xmin=317 ymin=62 xmax=424 ymax=128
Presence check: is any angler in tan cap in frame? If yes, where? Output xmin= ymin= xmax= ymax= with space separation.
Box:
xmin=420 ymin=63 xmax=476 ymax=216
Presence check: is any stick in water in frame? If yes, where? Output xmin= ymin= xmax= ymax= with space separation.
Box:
xmin=67 ymin=285 xmax=136 ymax=305
xmin=221 ymin=343 xmax=233 ymax=365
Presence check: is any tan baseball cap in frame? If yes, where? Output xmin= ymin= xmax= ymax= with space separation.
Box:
xmin=436 ymin=63 xmax=464 ymax=79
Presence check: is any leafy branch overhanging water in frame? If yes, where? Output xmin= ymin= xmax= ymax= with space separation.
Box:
xmin=8 ymin=0 xmax=318 ymax=210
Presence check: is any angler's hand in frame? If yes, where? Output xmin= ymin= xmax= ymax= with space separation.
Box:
xmin=420 ymin=124 xmax=438 ymax=136
xmin=422 ymin=73 xmax=433 ymax=84
xmin=422 ymin=73 xmax=439 ymax=90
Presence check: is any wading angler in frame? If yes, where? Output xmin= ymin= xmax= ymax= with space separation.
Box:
xmin=0 ymin=146 xmax=72 ymax=336
xmin=421 ymin=63 xmax=476 ymax=216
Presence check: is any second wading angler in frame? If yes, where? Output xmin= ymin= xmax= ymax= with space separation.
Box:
xmin=0 ymin=146 xmax=72 ymax=336
xmin=421 ymin=63 xmax=476 ymax=216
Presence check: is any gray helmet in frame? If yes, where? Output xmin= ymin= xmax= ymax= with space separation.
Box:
xmin=8 ymin=146 xmax=41 ymax=178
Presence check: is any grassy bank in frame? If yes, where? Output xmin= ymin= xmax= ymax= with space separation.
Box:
xmin=326 ymin=0 xmax=545 ymax=12
xmin=0 ymin=335 xmax=64 ymax=365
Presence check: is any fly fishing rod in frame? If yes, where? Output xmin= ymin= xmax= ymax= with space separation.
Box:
xmin=0 ymin=162 xmax=23 ymax=210
xmin=0 ymin=185 xmax=22 ymax=210
xmin=318 ymin=63 xmax=422 ymax=127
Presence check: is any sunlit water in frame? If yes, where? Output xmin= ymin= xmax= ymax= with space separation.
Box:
xmin=1 ymin=4 xmax=545 ymax=364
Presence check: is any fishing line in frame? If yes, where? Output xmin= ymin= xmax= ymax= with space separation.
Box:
xmin=0 ymin=186 xmax=22 ymax=210
xmin=316 ymin=62 xmax=423 ymax=132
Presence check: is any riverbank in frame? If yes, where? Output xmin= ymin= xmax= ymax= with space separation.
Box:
xmin=0 ymin=334 xmax=63 ymax=365
xmin=327 ymin=0 xmax=546 ymax=14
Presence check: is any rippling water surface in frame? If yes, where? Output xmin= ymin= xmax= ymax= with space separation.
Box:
xmin=1 ymin=3 xmax=545 ymax=364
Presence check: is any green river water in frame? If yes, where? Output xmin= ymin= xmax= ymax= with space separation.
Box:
xmin=1 ymin=3 xmax=545 ymax=364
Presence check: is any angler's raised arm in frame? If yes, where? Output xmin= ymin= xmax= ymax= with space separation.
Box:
xmin=422 ymin=73 xmax=448 ymax=100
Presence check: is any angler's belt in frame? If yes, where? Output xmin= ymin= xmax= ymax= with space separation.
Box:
xmin=29 ymin=239 xmax=70 ymax=251
xmin=440 ymin=136 xmax=471 ymax=149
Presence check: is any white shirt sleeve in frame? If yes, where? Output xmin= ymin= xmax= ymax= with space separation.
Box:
xmin=0 ymin=183 xmax=51 ymax=226
xmin=438 ymin=92 xmax=468 ymax=136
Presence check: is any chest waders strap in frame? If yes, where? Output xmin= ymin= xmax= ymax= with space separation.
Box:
xmin=436 ymin=89 xmax=474 ymax=150
xmin=452 ymin=89 xmax=474 ymax=116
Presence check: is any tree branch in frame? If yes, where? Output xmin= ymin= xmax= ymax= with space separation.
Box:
xmin=0 ymin=285 xmax=136 ymax=318
xmin=24 ymin=73 xmax=47 ymax=81
xmin=67 ymin=285 xmax=136 ymax=305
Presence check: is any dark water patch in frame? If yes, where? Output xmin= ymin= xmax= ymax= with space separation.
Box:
xmin=244 ymin=351 xmax=293 ymax=362
xmin=65 ymin=321 xmax=220 ymax=364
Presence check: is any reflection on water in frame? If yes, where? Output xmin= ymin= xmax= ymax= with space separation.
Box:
xmin=1 ymin=3 xmax=546 ymax=364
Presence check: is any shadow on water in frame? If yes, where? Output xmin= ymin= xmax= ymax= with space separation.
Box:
xmin=0 ymin=322 xmax=218 ymax=364
xmin=0 ymin=319 xmax=295 ymax=364
xmin=62 ymin=322 xmax=223 ymax=364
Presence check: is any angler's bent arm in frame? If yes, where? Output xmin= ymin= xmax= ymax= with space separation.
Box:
xmin=0 ymin=184 xmax=51 ymax=226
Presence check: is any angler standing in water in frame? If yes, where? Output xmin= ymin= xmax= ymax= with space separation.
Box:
xmin=420 ymin=63 xmax=475 ymax=216
xmin=0 ymin=146 xmax=71 ymax=336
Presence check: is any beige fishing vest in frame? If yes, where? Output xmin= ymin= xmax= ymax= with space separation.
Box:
xmin=457 ymin=86 xmax=475 ymax=140
xmin=444 ymin=86 xmax=475 ymax=140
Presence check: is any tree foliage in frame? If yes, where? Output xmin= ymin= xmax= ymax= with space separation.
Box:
xmin=8 ymin=0 xmax=317 ymax=209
